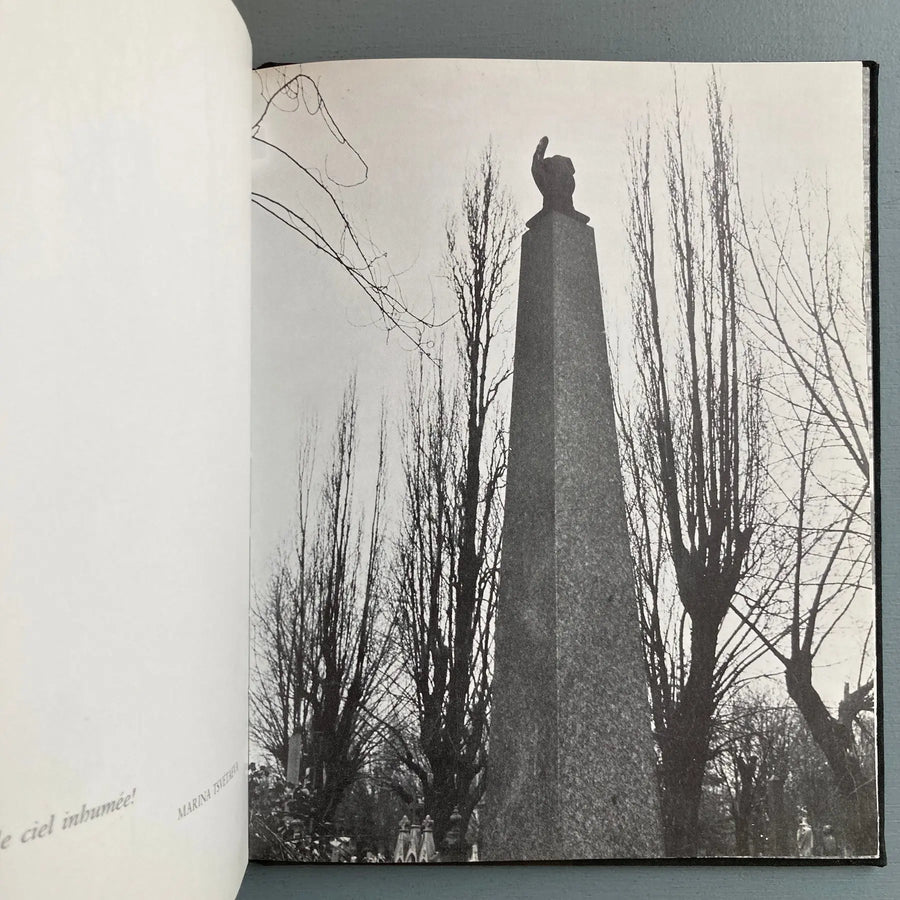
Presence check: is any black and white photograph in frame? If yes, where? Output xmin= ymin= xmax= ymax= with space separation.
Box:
xmin=248 ymin=59 xmax=877 ymax=863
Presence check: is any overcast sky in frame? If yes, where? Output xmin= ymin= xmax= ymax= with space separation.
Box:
xmin=251 ymin=59 xmax=868 ymax=708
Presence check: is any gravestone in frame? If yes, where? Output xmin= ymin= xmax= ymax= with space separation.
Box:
xmin=419 ymin=815 xmax=437 ymax=862
xmin=392 ymin=815 xmax=411 ymax=863
xmin=766 ymin=775 xmax=789 ymax=856
xmin=286 ymin=732 xmax=303 ymax=785
xmin=483 ymin=138 xmax=663 ymax=860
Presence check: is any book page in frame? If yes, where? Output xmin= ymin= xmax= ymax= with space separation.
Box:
xmin=249 ymin=60 xmax=877 ymax=864
xmin=0 ymin=1 xmax=251 ymax=896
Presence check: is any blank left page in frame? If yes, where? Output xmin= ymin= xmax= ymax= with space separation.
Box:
xmin=0 ymin=1 xmax=251 ymax=897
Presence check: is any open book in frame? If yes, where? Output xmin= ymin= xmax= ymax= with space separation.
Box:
xmin=1 ymin=0 xmax=879 ymax=896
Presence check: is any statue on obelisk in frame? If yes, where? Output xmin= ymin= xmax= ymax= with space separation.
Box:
xmin=482 ymin=137 xmax=663 ymax=860
xmin=529 ymin=135 xmax=590 ymax=223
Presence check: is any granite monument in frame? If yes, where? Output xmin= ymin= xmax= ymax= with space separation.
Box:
xmin=483 ymin=137 xmax=663 ymax=860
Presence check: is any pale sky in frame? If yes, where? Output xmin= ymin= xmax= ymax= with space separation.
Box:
xmin=251 ymin=60 xmax=868 ymax=710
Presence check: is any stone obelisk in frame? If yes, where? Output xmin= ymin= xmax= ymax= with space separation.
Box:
xmin=483 ymin=137 xmax=662 ymax=860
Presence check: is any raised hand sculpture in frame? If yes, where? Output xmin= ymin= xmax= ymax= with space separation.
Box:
xmin=530 ymin=136 xmax=589 ymax=224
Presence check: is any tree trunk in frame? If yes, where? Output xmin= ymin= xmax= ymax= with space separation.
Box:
xmin=732 ymin=754 xmax=757 ymax=855
xmin=785 ymin=659 xmax=877 ymax=856
xmin=660 ymin=742 xmax=706 ymax=856
xmin=734 ymin=816 xmax=750 ymax=857
xmin=448 ymin=410 xmax=483 ymax=765
xmin=422 ymin=758 xmax=471 ymax=848
xmin=659 ymin=611 xmax=719 ymax=856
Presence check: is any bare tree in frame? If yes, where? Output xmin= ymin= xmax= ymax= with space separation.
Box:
xmin=734 ymin=186 xmax=877 ymax=855
xmin=385 ymin=145 xmax=516 ymax=844
xmin=710 ymin=689 xmax=794 ymax=855
xmin=250 ymin=379 xmax=392 ymax=833
xmin=252 ymin=67 xmax=432 ymax=346
xmin=620 ymin=75 xmax=765 ymax=856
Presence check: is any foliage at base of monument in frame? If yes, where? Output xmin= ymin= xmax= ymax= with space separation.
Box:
xmin=248 ymin=763 xmax=324 ymax=862
xmin=248 ymin=761 xmax=418 ymax=862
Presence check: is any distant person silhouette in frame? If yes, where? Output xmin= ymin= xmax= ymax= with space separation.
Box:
xmin=796 ymin=813 xmax=814 ymax=857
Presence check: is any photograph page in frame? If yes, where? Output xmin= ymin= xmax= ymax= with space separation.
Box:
xmin=249 ymin=59 xmax=877 ymax=863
